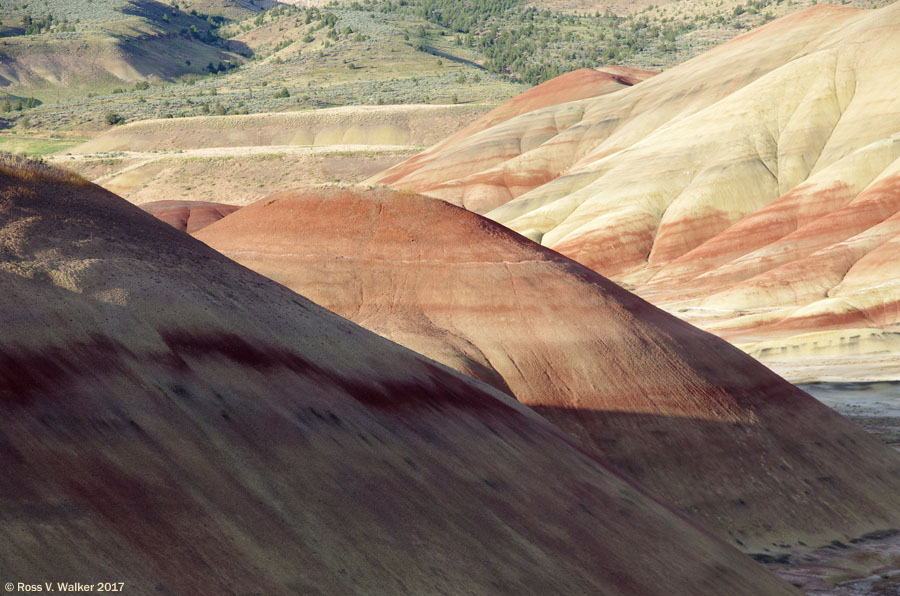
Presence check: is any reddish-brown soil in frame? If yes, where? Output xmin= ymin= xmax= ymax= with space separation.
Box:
xmin=0 ymin=156 xmax=802 ymax=595
xmin=195 ymin=186 xmax=900 ymax=554
xmin=140 ymin=200 xmax=240 ymax=233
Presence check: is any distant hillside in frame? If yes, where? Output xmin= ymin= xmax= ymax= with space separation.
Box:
xmin=70 ymin=104 xmax=488 ymax=152
xmin=527 ymin=0 xmax=680 ymax=15
xmin=7 ymin=0 xmax=894 ymax=132
xmin=0 ymin=0 xmax=256 ymax=103
xmin=534 ymin=0 xmax=888 ymax=15
xmin=49 ymin=104 xmax=488 ymax=205
xmin=7 ymin=2 xmax=522 ymax=131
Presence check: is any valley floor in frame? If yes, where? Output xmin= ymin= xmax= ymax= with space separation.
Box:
xmin=768 ymin=530 xmax=900 ymax=595
xmin=800 ymin=383 xmax=900 ymax=454
xmin=769 ymin=382 xmax=900 ymax=594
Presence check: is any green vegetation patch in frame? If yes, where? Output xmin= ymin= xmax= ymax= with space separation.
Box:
xmin=0 ymin=136 xmax=85 ymax=155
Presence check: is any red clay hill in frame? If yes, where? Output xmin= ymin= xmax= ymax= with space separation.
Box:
xmin=140 ymin=200 xmax=240 ymax=233
xmin=196 ymin=185 xmax=900 ymax=554
xmin=0 ymin=156 xmax=800 ymax=594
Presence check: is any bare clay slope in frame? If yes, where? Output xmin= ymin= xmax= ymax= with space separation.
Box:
xmin=370 ymin=3 xmax=900 ymax=379
xmin=195 ymin=186 xmax=900 ymax=554
xmin=0 ymin=157 xmax=797 ymax=595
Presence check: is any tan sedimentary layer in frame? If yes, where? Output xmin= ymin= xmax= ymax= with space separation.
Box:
xmin=72 ymin=104 xmax=491 ymax=153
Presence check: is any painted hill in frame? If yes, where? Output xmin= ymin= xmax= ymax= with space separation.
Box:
xmin=460 ymin=66 xmax=657 ymax=133
xmin=634 ymin=132 xmax=900 ymax=381
xmin=194 ymin=185 xmax=900 ymax=554
xmin=370 ymin=3 xmax=900 ymax=380
xmin=375 ymin=66 xmax=656 ymax=201
xmin=139 ymin=199 xmax=239 ymax=232
xmin=0 ymin=155 xmax=801 ymax=594
xmin=388 ymin=66 xmax=658 ymax=171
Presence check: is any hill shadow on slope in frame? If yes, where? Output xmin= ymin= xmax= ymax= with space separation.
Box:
xmin=531 ymin=404 xmax=900 ymax=554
